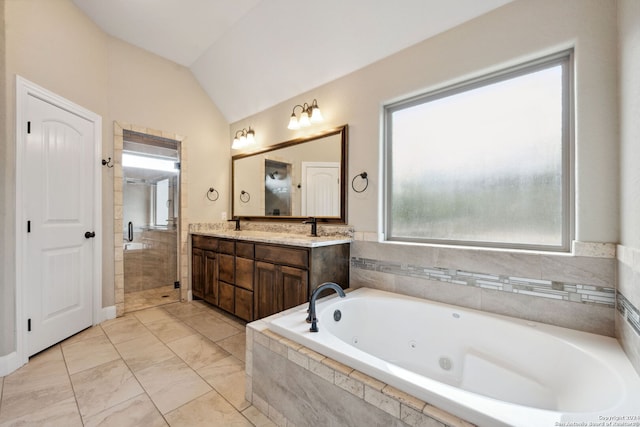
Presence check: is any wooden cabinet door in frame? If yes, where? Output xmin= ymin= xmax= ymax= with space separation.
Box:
xmin=254 ymin=261 xmax=282 ymax=319
xmin=235 ymin=287 xmax=253 ymax=321
xmin=218 ymin=281 xmax=235 ymax=313
xmin=282 ymin=265 xmax=308 ymax=310
xmin=218 ymin=253 xmax=235 ymax=284
xmin=203 ymin=250 xmax=218 ymax=305
xmin=235 ymin=257 xmax=254 ymax=290
xmin=191 ymin=248 xmax=204 ymax=298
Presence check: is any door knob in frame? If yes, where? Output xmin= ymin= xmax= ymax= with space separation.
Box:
xmin=84 ymin=231 xmax=96 ymax=239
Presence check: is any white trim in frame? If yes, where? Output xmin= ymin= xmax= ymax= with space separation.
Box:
xmin=14 ymin=76 xmax=102 ymax=374
xmin=100 ymin=306 xmax=116 ymax=323
xmin=0 ymin=352 xmax=24 ymax=377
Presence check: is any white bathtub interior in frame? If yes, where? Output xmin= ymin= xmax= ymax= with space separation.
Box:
xmin=268 ymin=287 xmax=640 ymax=427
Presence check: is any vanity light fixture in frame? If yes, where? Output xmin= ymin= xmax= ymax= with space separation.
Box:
xmin=287 ymin=99 xmax=323 ymax=130
xmin=232 ymin=127 xmax=256 ymax=149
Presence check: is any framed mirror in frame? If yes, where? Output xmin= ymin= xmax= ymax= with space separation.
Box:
xmin=232 ymin=125 xmax=348 ymax=223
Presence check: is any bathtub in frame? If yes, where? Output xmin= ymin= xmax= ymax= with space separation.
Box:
xmin=268 ymin=287 xmax=640 ymax=427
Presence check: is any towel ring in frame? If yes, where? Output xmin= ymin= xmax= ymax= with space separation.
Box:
xmin=351 ymin=172 xmax=369 ymax=193
xmin=206 ymin=187 xmax=219 ymax=201
xmin=240 ymin=190 xmax=250 ymax=203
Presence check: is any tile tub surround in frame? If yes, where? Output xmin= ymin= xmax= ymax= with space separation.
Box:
xmin=350 ymin=239 xmax=617 ymax=337
xmin=246 ymin=318 xmax=474 ymax=427
xmin=617 ymin=244 xmax=640 ymax=374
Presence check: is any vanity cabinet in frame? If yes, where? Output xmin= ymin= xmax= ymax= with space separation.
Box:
xmin=254 ymin=245 xmax=310 ymax=319
xmin=191 ymin=234 xmax=349 ymax=322
xmin=191 ymin=236 xmax=219 ymax=306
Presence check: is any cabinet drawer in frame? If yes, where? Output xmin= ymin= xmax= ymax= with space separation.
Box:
xmin=255 ymin=245 xmax=309 ymax=269
xmin=236 ymin=242 xmax=254 ymax=258
xmin=235 ymin=257 xmax=254 ymax=291
xmin=235 ymin=287 xmax=253 ymax=321
xmin=192 ymin=235 xmax=218 ymax=251
xmin=218 ymin=281 xmax=235 ymax=313
xmin=218 ymin=239 xmax=235 ymax=255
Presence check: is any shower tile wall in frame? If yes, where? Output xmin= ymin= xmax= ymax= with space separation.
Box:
xmin=124 ymin=229 xmax=177 ymax=292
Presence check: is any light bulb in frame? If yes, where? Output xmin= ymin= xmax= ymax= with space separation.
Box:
xmin=310 ymin=106 xmax=323 ymax=123
xmin=246 ymin=129 xmax=255 ymax=145
xmin=299 ymin=111 xmax=311 ymax=127
xmin=288 ymin=114 xmax=300 ymax=130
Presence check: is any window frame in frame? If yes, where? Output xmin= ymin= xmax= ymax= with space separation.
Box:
xmin=383 ymin=50 xmax=574 ymax=252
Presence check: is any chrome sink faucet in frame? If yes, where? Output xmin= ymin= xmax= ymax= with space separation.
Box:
xmin=306 ymin=282 xmax=346 ymax=332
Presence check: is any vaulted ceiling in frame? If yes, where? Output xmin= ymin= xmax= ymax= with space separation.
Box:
xmin=72 ymin=0 xmax=512 ymax=123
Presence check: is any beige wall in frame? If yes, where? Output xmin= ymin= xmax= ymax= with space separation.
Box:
xmin=0 ymin=0 xmax=11 ymax=356
xmin=619 ymin=1 xmax=640 ymax=247
xmin=232 ymin=0 xmax=619 ymax=242
xmin=617 ymin=0 xmax=640 ymax=372
xmin=1 ymin=0 xmax=229 ymax=358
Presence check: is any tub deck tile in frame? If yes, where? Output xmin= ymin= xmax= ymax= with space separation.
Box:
xmin=401 ymin=404 xmax=446 ymax=427
xmin=364 ymin=385 xmax=401 ymax=418
xmin=334 ymin=371 xmax=364 ymax=398
xmin=278 ymin=337 xmax=303 ymax=351
xmin=308 ymin=359 xmax=335 ymax=383
xmin=286 ymin=348 xmax=309 ymax=370
xmin=298 ymin=347 xmax=326 ymax=362
xmin=350 ymin=370 xmax=385 ymax=391
xmin=423 ymin=404 xmax=476 ymax=427
xmin=321 ymin=358 xmax=354 ymax=376
xmin=383 ymin=384 xmax=427 ymax=412
xmin=268 ymin=338 xmax=288 ymax=358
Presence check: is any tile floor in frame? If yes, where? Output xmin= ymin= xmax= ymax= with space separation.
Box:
xmin=124 ymin=285 xmax=180 ymax=313
xmin=0 ymin=300 xmax=275 ymax=427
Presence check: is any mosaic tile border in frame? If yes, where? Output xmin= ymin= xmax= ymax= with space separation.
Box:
xmin=617 ymin=292 xmax=640 ymax=336
xmin=351 ymin=257 xmax=616 ymax=307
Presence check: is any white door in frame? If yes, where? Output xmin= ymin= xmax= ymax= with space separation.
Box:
xmin=24 ymin=94 xmax=96 ymax=356
xmin=301 ymin=162 xmax=340 ymax=216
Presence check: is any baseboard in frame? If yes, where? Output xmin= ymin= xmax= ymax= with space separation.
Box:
xmin=99 ymin=305 xmax=116 ymax=323
xmin=0 ymin=351 xmax=26 ymax=377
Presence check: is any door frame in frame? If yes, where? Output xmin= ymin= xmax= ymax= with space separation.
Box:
xmin=113 ymin=122 xmax=188 ymax=315
xmin=15 ymin=76 xmax=102 ymax=368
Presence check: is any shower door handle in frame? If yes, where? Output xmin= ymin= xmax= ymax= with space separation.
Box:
xmin=128 ymin=221 xmax=133 ymax=242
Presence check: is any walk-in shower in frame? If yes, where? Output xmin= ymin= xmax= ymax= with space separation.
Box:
xmin=122 ymin=131 xmax=180 ymax=311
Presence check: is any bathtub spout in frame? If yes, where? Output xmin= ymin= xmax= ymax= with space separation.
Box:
xmin=306 ymin=282 xmax=345 ymax=332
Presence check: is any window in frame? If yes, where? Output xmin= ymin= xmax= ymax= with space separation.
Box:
xmin=384 ymin=51 xmax=573 ymax=251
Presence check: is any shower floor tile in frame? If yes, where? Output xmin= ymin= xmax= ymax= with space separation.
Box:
xmin=125 ymin=285 xmax=180 ymax=313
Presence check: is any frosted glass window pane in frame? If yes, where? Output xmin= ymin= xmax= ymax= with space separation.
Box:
xmin=386 ymin=56 xmax=570 ymax=250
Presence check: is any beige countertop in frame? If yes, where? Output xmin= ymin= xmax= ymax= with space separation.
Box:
xmin=191 ymin=229 xmax=352 ymax=248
